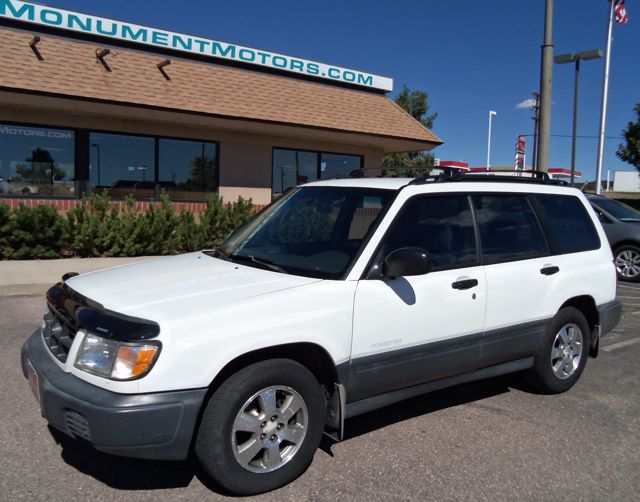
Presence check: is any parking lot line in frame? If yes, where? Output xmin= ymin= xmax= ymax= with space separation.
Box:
xmin=619 ymin=285 xmax=640 ymax=290
xmin=602 ymin=338 xmax=640 ymax=352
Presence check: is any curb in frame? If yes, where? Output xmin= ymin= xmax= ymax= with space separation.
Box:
xmin=0 ymin=256 xmax=159 ymax=295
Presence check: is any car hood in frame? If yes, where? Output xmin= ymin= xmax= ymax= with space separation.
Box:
xmin=65 ymin=252 xmax=321 ymax=318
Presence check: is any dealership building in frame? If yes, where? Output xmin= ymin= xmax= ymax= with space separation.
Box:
xmin=0 ymin=1 xmax=441 ymax=210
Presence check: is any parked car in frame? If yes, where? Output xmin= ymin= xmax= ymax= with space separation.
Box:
xmin=0 ymin=176 xmax=39 ymax=195
xmin=21 ymin=175 xmax=621 ymax=495
xmin=586 ymin=194 xmax=640 ymax=282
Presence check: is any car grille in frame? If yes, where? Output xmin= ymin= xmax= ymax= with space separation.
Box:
xmin=65 ymin=410 xmax=92 ymax=442
xmin=42 ymin=307 xmax=76 ymax=363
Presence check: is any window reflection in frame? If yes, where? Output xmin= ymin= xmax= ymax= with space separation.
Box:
xmin=320 ymin=153 xmax=361 ymax=180
xmin=90 ymin=132 xmax=155 ymax=199
xmin=89 ymin=133 xmax=218 ymax=201
xmin=159 ymin=139 xmax=217 ymax=201
xmin=0 ymin=124 xmax=75 ymax=197
xmin=272 ymin=149 xmax=361 ymax=199
xmin=272 ymin=149 xmax=318 ymax=197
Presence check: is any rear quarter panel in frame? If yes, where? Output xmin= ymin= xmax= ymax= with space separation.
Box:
xmin=545 ymin=193 xmax=617 ymax=313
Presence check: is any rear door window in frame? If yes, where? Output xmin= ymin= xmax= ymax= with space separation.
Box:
xmin=533 ymin=194 xmax=601 ymax=253
xmin=473 ymin=195 xmax=549 ymax=264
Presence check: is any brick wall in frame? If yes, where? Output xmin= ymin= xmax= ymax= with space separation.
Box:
xmin=0 ymin=198 xmax=266 ymax=213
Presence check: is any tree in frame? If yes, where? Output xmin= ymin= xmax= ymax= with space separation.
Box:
xmin=617 ymin=102 xmax=640 ymax=172
xmin=15 ymin=148 xmax=66 ymax=184
xmin=383 ymin=85 xmax=437 ymax=176
xmin=184 ymin=154 xmax=216 ymax=190
xmin=395 ymin=85 xmax=437 ymax=129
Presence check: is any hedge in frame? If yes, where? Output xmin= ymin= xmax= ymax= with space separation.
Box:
xmin=0 ymin=192 xmax=254 ymax=260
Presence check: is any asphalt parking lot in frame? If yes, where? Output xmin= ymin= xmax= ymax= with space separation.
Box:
xmin=2 ymin=285 xmax=639 ymax=501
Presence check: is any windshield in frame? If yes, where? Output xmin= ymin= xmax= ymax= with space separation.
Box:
xmin=216 ymin=186 xmax=395 ymax=279
xmin=593 ymin=198 xmax=640 ymax=222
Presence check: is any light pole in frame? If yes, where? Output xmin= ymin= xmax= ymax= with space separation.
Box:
xmin=554 ymin=49 xmax=602 ymax=185
xmin=530 ymin=92 xmax=540 ymax=171
xmin=537 ymin=0 xmax=554 ymax=173
xmin=91 ymin=143 xmax=101 ymax=188
xmin=486 ymin=110 xmax=497 ymax=169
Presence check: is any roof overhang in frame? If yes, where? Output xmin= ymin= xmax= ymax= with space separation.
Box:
xmin=0 ymin=90 xmax=439 ymax=153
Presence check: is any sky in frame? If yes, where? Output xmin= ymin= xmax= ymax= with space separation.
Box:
xmin=36 ymin=0 xmax=640 ymax=181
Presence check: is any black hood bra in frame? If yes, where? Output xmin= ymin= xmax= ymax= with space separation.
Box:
xmin=47 ymin=281 xmax=160 ymax=342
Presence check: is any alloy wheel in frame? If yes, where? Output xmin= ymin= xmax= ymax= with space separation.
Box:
xmin=550 ymin=323 xmax=583 ymax=380
xmin=231 ymin=385 xmax=308 ymax=473
xmin=616 ymin=249 xmax=640 ymax=280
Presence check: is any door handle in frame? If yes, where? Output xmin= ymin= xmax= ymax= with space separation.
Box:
xmin=540 ymin=265 xmax=559 ymax=276
xmin=451 ymin=278 xmax=478 ymax=290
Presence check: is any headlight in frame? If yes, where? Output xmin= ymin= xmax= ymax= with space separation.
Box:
xmin=74 ymin=333 xmax=161 ymax=381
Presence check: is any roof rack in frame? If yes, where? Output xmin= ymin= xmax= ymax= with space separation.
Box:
xmin=408 ymin=170 xmax=568 ymax=186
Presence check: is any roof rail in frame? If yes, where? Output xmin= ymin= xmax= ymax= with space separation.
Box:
xmin=408 ymin=169 xmax=470 ymax=185
xmin=408 ymin=170 xmax=568 ymax=186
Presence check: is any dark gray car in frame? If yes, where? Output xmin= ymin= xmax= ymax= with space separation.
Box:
xmin=587 ymin=194 xmax=640 ymax=282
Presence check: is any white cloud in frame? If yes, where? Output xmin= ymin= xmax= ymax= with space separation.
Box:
xmin=515 ymin=98 xmax=536 ymax=109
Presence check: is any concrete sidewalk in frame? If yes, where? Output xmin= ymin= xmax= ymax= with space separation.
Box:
xmin=0 ymin=256 xmax=158 ymax=295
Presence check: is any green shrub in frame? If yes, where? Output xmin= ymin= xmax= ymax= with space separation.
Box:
xmin=0 ymin=203 xmax=13 ymax=258
xmin=67 ymin=192 xmax=120 ymax=257
xmin=103 ymin=196 xmax=148 ymax=257
xmin=143 ymin=192 xmax=180 ymax=255
xmin=199 ymin=195 xmax=254 ymax=249
xmin=176 ymin=210 xmax=204 ymax=252
xmin=1 ymin=193 xmax=256 ymax=259
xmin=226 ymin=196 xmax=254 ymax=231
xmin=200 ymin=195 xmax=231 ymax=249
xmin=8 ymin=204 xmax=68 ymax=259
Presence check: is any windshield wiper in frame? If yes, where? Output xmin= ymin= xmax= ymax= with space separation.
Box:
xmin=230 ymin=254 xmax=287 ymax=273
xmin=202 ymin=248 xmax=228 ymax=259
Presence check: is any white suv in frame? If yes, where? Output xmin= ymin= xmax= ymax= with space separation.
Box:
xmin=22 ymin=174 xmax=622 ymax=495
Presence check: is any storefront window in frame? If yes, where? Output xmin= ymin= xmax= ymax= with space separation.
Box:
xmin=0 ymin=124 xmax=75 ymax=197
xmin=89 ymin=132 xmax=155 ymax=199
xmin=272 ymin=149 xmax=318 ymax=197
xmin=320 ymin=153 xmax=361 ymax=180
xmin=159 ymin=139 xmax=217 ymax=201
xmin=272 ymin=148 xmax=361 ymax=199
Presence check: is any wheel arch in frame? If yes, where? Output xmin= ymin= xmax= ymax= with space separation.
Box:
xmin=559 ymin=295 xmax=598 ymax=332
xmin=613 ymin=240 xmax=640 ymax=253
xmin=206 ymin=342 xmax=340 ymax=399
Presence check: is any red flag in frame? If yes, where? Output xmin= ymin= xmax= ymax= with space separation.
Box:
xmin=615 ymin=0 xmax=629 ymax=24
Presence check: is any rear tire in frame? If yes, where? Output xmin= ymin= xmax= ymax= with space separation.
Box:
xmin=195 ymin=359 xmax=325 ymax=495
xmin=526 ymin=307 xmax=590 ymax=394
xmin=615 ymin=245 xmax=640 ymax=283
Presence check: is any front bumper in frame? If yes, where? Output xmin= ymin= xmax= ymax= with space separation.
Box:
xmin=598 ymin=299 xmax=623 ymax=337
xmin=21 ymin=330 xmax=207 ymax=460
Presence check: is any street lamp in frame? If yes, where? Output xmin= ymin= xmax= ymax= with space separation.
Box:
xmin=486 ymin=110 xmax=497 ymax=169
xmin=91 ymin=143 xmax=101 ymax=188
xmin=554 ymin=49 xmax=602 ymax=185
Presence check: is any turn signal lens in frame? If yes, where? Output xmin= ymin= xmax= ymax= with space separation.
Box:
xmin=111 ymin=344 xmax=160 ymax=380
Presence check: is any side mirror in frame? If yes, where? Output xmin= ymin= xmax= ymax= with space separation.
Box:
xmin=383 ymin=247 xmax=432 ymax=278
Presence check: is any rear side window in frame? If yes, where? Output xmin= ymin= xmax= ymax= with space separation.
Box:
xmin=533 ymin=194 xmax=600 ymax=253
xmin=473 ymin=195 xmax=549 ymax=264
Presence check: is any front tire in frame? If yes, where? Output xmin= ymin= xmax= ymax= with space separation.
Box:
xmin=615 ymin=245 xmax=640 ymax=283
xmin=195 ymin=359 xmax=325 ymax=495
xmin=526 ymin=307 xmax=590 ymax=394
